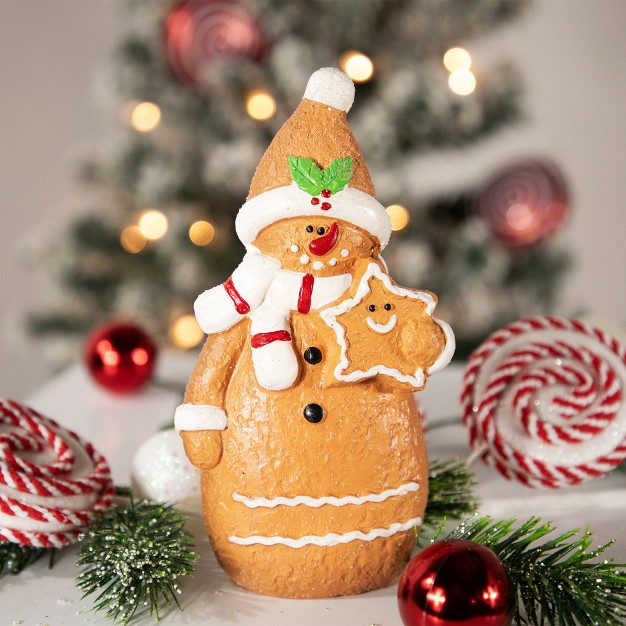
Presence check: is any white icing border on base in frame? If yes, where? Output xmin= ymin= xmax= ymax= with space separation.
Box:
xmin=174 ymin=404 xmax=228 ymax=432
xmin=232 ymin=481 xmax=419 ymax=509
xmin=229 ymin=516 xmax=421 ymax=548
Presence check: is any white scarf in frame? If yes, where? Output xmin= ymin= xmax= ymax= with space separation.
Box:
xmin=195 ymin=252 xmax=351 ymax=390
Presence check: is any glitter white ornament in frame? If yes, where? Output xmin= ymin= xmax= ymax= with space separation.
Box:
xmin=131 ymin=430 xmax=201 ymax=509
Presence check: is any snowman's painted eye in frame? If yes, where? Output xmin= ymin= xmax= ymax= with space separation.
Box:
xmin=316 ymin=226 xmax=325 ymax=235
xmin=384 ymin=303 xmax=392 ymax=311
xmin=368 ymin=304 xmax=377 ymax=312
xmin=306 ymin=225 xmax=314 ymax=233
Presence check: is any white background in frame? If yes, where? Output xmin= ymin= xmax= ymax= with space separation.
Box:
xmin=1 ymin=0 xmax=625 ymax=399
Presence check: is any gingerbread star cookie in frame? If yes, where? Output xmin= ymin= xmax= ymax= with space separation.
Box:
xmin=321 ymin=263 xmax=454 ymax=389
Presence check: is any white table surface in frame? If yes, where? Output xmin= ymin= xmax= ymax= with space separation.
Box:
xmin=3 ymin=355 xmax=625 ymax=626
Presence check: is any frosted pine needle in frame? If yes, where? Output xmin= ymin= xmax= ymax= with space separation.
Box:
xmin=76 ymin=500 xmax=198 ymax=624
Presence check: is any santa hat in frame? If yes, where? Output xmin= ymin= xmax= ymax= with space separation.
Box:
xmin=235 ymin=67 xmax=392 ymax=249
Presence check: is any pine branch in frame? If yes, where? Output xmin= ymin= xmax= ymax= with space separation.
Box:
xmin=0 ymin=541 xmax=57 ymax=576
xmin=446 ymin=517 xmax=626 ymax=626
xmin=423 ymin=458 xmax=479 ymax=534
xmin=76 ymin=500 xmax=198 ymax=625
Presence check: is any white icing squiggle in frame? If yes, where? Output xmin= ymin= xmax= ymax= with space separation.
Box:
xmin=366 ymin=314 xmax=397 ymax=334
xmin=229 ymin=516 xmax=421 ymax=548
xmin=232 ymin=481 xmax=419 ymax=509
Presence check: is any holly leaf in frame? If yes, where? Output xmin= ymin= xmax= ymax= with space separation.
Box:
xmin=288 ymin=157 xmax=324 ymax=195
xmin=321 ymin=157 xmax=353 ymax=194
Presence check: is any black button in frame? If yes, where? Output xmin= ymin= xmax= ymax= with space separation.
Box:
xmin=304 ymin=347 xmax=323 ymax=364
xmin=303 ymin=403 xmax=324 ymax=423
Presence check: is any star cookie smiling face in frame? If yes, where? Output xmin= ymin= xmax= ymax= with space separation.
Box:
xmin=321 ymin=263 xmax=455 ymax=389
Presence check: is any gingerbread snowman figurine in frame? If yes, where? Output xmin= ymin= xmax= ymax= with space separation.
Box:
xmin=175 ymin=68 xmax=454 ymax=599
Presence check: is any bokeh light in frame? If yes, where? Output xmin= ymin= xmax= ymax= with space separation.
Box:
xmin=386 ymin=204 xmax=410 ymax=231
xmin=169 ymin=314 xmax=204 ymax=349
xmin=120 ymin=226 xmax=147 ymax=253
xmin=189 ymin=220 xmax=215 ymax=246
xmin=443 ymin=47 xmax=472 ymax=72
xmin=448 ymin=69 xmax=476 ymax=96
xmin=138 ymin=210 xmax=169 ymax=240
xmin=246 ymin=90 xmax=276 ymax=121
xmin=340 ymin=51 xmax=374 ymax=83
xmin=130 ymin=101 xmax=162 ymax=132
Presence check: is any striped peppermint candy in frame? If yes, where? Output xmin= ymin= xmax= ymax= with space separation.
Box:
xmin=0 ymin=398 xmax=114 ymax=547
xmin=461 ymin=316 xmax=626 ymax=488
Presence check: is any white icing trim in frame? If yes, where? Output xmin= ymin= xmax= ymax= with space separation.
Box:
xmin=321 ymin=263 xmax=443 ymax=387
xmin=232 ymin=481 xmax=419 ymax=509
xmin=229 ymin=516 xmax=421 ymax=548
xmin=428 ymin=318 xmax=455 ymax=374
xmin=174 ymin=404 xmax=228 ymax=432
xmin=366 ymin=314 xmax=397 ymax=334
xmin=236 ymin=183 xmax=392 ymax=250
xmin=303 ymin=67 xmax=355 ymax=112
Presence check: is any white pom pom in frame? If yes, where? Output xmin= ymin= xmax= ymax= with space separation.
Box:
xmin=303 ymin=67 xmax=355 ymax=112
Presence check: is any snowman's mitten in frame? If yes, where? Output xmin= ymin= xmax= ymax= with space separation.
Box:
xmin=180 ymin=430 xmax=223 ymax=470
xmin=195 ymin=252 xmax=280 ymax=334
xmin=175 ymin=403 xmax=227 ymax=470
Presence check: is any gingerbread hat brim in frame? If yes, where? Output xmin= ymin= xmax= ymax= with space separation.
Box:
xmin=236 ymin=68 xmax=392 ymax=249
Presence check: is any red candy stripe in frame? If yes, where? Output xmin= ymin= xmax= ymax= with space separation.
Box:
xmin=224 ymin=276 xmax=250 ymax=315
xmin=0 ymin=398 xmax=114 ymax=547
xmin=461 ymin=316 xmax=626 ymax=489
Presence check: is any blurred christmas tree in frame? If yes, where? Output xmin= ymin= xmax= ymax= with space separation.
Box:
xmin=28 ymin=0 xmax=570 ymax=360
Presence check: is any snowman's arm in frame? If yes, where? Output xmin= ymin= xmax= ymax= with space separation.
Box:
xmin=175 ymin=320 xmax=249 ymax=470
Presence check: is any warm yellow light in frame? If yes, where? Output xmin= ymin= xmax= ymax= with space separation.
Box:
xmin=131 ymin=101 xmax=161 ymax=132
xmin=386 ymin=204 xmax=410 ymax=231
xmin=169 ymin=315 xmax=204 ymax=349
xmin=189 ymin=220 xmax=215 ymax=246
xmin=448 ymin=69 xmax=476 ymax=96
xmin=138 ymin=210 xmax=168 ymax=240
xmin=120 ymin=225 xmax=147 ymax=253
xmin=443 ymin=47 xmax=472 ymax=72
xmin=246 ymin=90 xmax=276 ymax=121
xmin=340 ymin=51 xmax=374 ymax=83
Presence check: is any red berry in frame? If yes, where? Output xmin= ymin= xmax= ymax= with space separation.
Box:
xmin=321 ymin=189 xmax=331 ymax=198
xmin=311 ymin=197 xmax=320 ymax=205
xmin=321 ymin=202 xmax=332 ymax=211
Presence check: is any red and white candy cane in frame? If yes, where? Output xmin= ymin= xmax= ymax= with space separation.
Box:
xmin=0 ymin=398 xmax=114 ymax=548
xmin=461 ymin=317 xmax=626 ymax=488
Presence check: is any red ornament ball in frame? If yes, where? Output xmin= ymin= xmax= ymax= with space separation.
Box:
xmin=398 ymin=540 xmax=515 ymax=626
xmin=164 ymin=0 xmax=269 ymax=90
xmin=84 ymin=322 xmax=157 ymax=393
xmin=477 ymin=159 xmax=569 ymax=248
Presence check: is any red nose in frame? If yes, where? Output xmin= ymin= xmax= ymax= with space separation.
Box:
xmin=309 ymin=222 xmax=339 ymax=256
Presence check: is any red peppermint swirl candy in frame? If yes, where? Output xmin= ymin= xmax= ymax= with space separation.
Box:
xmin=0 ymin=399 xmax=114 ymax=547
xmin=477 ymin=159 xmax=569 ymax=247
xmin=461 ymin=317 xmax=626 ymax=488
xmin=164 ymin=0 xmax=268 ymax=90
